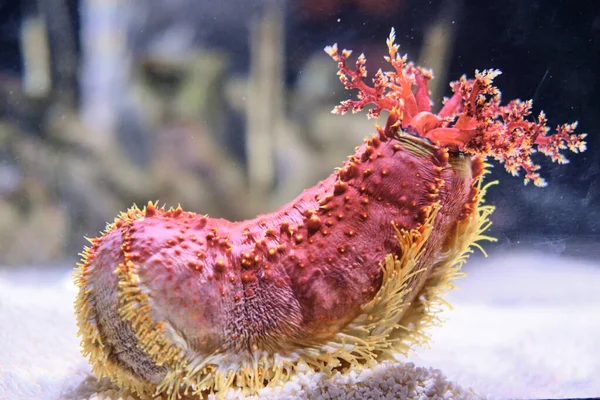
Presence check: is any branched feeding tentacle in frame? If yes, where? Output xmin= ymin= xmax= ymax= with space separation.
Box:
xmin=326 ymin=29 xmax=587 ymax=186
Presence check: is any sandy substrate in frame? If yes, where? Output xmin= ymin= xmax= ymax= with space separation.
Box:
xmin=0 ymin=251 xmax=599 ymax=399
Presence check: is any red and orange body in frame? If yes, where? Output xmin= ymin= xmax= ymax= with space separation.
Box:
xmin=74 ymin=30 xmax=585 ymax=399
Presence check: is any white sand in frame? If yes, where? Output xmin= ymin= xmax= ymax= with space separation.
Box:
xmin=1 ymin=251 xmax=599 ymax=399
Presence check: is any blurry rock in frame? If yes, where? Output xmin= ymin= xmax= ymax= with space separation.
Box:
xmin=0 ymin=123 xmax=68 ymax=265
xmin=131 ymin=51 xmax=229 ymax=133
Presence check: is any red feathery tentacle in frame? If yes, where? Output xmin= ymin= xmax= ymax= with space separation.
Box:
xmin=326 ymin=29 xmax=587 ymax=187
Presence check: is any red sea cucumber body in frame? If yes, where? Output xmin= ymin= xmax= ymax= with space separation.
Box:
xmin=94 ymin=132 xmax=475 ymax=349
xmin=74 ymin=30 xmax=585 ymax=399
xmin=79 ymin=132 xmax=482 ymax=397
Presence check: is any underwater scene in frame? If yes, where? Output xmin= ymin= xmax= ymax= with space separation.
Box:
xmin=0 ymin=1 xmax=598 ymax=399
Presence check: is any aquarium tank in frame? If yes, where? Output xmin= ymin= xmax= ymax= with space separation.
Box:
xmin=0 ymin=1 xmax=598 ymax=399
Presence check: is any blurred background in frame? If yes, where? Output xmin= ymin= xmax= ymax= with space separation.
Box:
xmin=0 ymin=0 xmax=598 ymax=266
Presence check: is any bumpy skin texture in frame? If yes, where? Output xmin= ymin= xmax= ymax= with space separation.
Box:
xmin=79 ymin=130 xmax=481 ymax=397
xmin=91 ymin=132 xmax=475 ymax=353
xmin=75 ymin=30 xmax=585 ymax=399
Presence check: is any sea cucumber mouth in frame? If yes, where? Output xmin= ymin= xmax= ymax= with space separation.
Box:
xmin=409 ymin=129 xmax=469 ymax=156
xmin=380 ymin=114 xmax=470 ymax=166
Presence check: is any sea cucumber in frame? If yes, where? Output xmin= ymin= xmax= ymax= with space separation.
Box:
xmin=73 ymin=29 xmax=586 ymax=399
